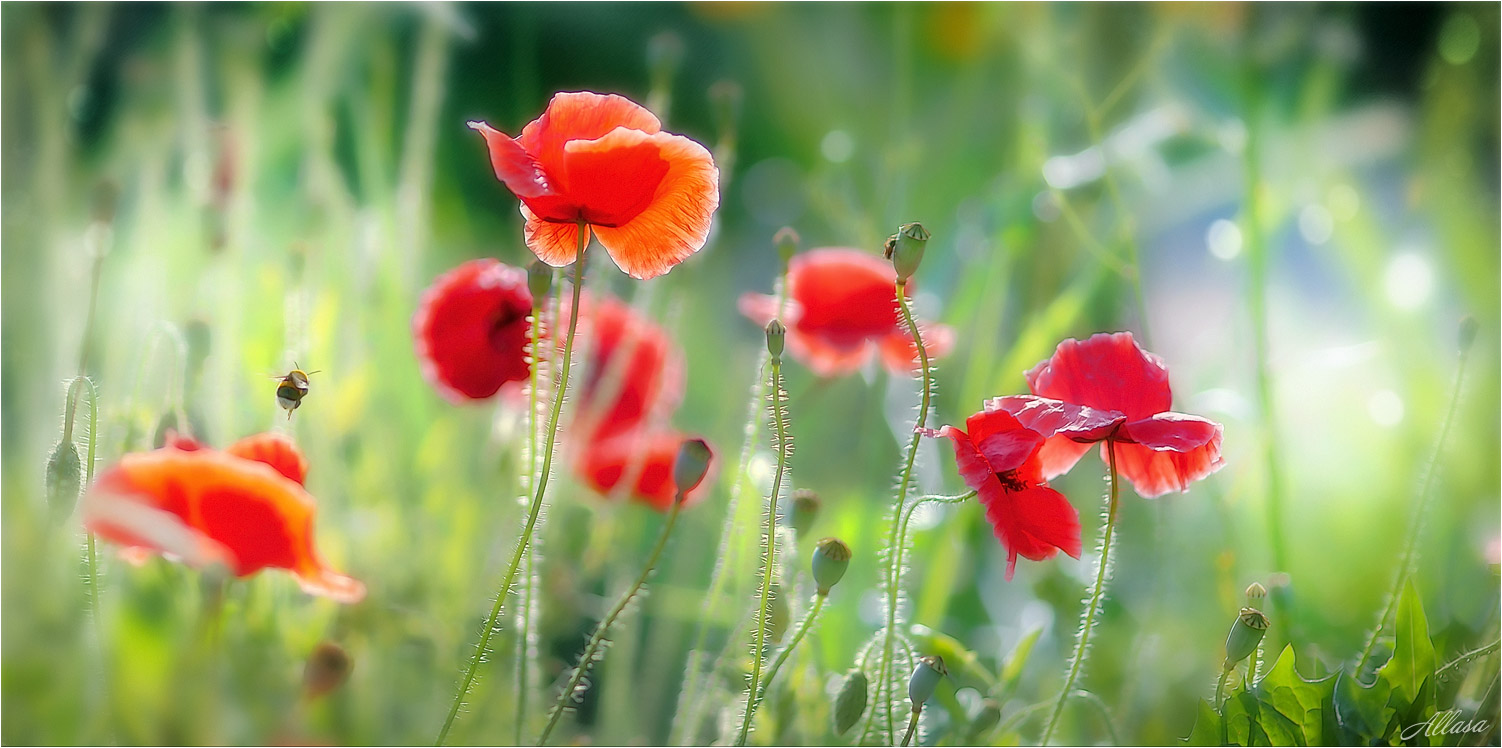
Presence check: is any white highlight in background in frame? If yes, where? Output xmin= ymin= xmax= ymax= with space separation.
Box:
xmin=1207 ymin=219 xmax=1243 ymax=261
xmin=1368 ymin=390 xmax=1405 ymax=427
xmin=1384 ymin=251 xmax=1435 ymax=310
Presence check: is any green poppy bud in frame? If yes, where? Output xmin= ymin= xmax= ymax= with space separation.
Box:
xmin=1460 ymin=315 xmax=1478 ymax=353
xmin=908 ymin=654 xmax=947 ymax=707
xmin=303 ymin=641 xmax=352 ymax=698
xmin=45 ymin=440 xmax=83 ymax=523
xmin=812 ymin=537 xmax=851 ymax=595
xmin=774 ymin=226 xmax=800 ymax=267
xmin=527 ymin=261 xmax=553 ymax=307
xmin=965 ymin=698 xmax=1002 ymax=744
xmin=790 ymin=488 xmax=820 ymax=538
xmin=673 ymin=438 xmax=713 ymax=497
xmin=883 ymin=221 xmax=931 ymax=283
xmin=766 ymin=319 xmax=786 ymax=362
xmin=1245 ymin=582 xmax=1267 ymax=607
xmin=833 ymin=669 xmax=869 ymax=734
xmin=1224 ymin=607 xmax=1270 ymax=666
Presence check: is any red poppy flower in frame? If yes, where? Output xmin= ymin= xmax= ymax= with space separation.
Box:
xmin=413 ymin=259 xmax=536 ymax=402
xmin=738 ymin=248 xmax=953 ymax=377
xmin=561 ymin=293 xmax=685 ymax=445
xmin=576 ymin=431 xmax=715 ymax=511
xmin=919 ymin=410 xmax=1081 ymax=580
xmin=994 ymin=332 xmax=1225 ymax=498
xmin=82 ymin=434 xmax=364 ymax=603
xmin=470 ymin=91 xmax=720 ymax=280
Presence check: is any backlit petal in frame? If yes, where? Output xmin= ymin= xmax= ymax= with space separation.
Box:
xmin=467 ymin=121 xmax=551 ymax=198
xmin=522 ymin=205 xmax=591 ymax=267
xmin=784 ymin=249 xmax=902 ymax=345
xmin=1026 ymin=332 xmax=1171 ymax=421
xmin=877 ymin=322 xmax=955 ymax=374
xmin=561 ymin=127 xmax=671 ymax=227
xmin=412 ymin=259 xmax=535 ymax=402
xmin=963 ymin=409 xmax=1044 ymax=475
xmin=592 ymin=132 xmax=719 ymax=279
xmin=226 ymin=433 xmax=309 ymax=485
xmin=1113 ymin=413 xmax=1225 ymax=497
xmin=980 ymin=483 xmax=1082 ymax=581
xmin=518 ymin=91 xmax=662 ymax=177
xmin=986 ymin=395 xmax=1125 ymax=443
xmin=561 ymin=294 xmax=685 ymax=445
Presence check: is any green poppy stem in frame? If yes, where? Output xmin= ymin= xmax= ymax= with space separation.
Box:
xmin=745 ymin=592 xmax=826 ymax=727
xmin=436 ymin=224 xmax=588 ymax=747
xmin=900 ymin=704 xmax=921 ymax=747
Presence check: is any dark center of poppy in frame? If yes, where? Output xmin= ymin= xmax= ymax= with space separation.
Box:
xmin=487 ymin=304 xmax=531 ymax=352
xmin=995 ymin=470 xmax=1028 ymax=492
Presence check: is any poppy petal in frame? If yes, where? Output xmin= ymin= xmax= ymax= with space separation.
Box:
xmin=560 ymin=294 xmax=686 ymax=445
xmin=560 ymin=127 xmax=672 ymax=228
xmin=1034 ymin=437 xmax=1097 ymax=481
xmin=468 ymin=121 xmax=552 ymax=199
xmin=783 ymin=249 xmax=903 ymax=345
xmin=877 ymin=321 xmax=955 ymax=374
xmin=591 ymin=132 xmax=719 ymax=280
xmin=980 ymin=483 xmax=1082 ymax=581
xmin=1026 ymin=332 xmax=1172 ymax=421
xmin=986 ymin=395 xmax=1125 ymax=443
xmin=227 ymin=432 xmax=309 ymax=485
xmin=518 ymin=91 xmax=662 ymax=177
xmin=576 ymin=431 xmax=714 ymax=511
xmin=962 ymin=409 xmax=1044 ymax=475
xmin=413 ymin=259 xmax=535 ymax=402
xmin=295 ymin=568 xmax=367 ymax=605
xmin=785 ymin=329 xmax=874 ymax=377
xmin=1112 ymin=413 xmax=1225 ymax=497
xmin=736 ymin=292 xmax=805 ymax=329
xmin=522 ymin=206 xmax=592 ymax=268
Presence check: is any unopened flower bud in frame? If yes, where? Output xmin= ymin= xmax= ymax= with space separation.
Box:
xmin=672 ymin=438 xmax=713 ymax=497
xmin=883 ymin=222 xmax=930 ymax=283
xmin=766 ymin=319 xmax=786 ymax=361
xmin=527 ymin=261 xmax=552 ymax=307
xmin=45 ymin=440 xmax=83 ymax=523
xmin=1224 ymin=607 xmax=1270 ymax=666
xmin=790 ymin=488 xmax=820 ymax=538
xmin=833 ymin=669 xmax=870 ymax=734
xmin=303 ymin=641 xmax=352 ymax=698
xmin=812 ymin=537 xmax=851 ymax=595
xmin=1245 ymin=582 xmax=1267 ymax=607
xmin=908 ymin=654 xmax=947 ymax=707
xmin=774 ymin=227 xmax=800 ymax=267
xmin=1460 ymin=315 xmax=1478 ymax=353
xmin=966 ymin=699 xmax=1002 ymax=743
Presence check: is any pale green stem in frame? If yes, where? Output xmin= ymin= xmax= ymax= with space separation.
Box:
xmin=1215 ymin=666 xmax=1231 ymax=710
xmin=436 ymin=224 xmax=587 ymax=746
xmin=900 ymin=704 xmax=921 ymax=747
xmin=1354 ymin=340 xmax=1472 ymax=676
xmin=746 ymin=593 xmax=826 ymax=725
xmin=537 ymin=494 xmax=686 ymax=745
xmin=733 ymin=356 xmax=791 ymax=747
xmin=1040 ymin=439 xmax=1120 ymax=745
xmin=514 ymin=298 xmax=547 ymax=745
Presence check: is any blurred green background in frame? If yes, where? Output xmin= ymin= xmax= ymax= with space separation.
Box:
xmin=3 ymin=3 xmax=1498 ymax=745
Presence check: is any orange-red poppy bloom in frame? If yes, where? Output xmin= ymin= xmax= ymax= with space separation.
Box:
xmin=413 ymin=259 xmax=536 ymax=402
xmin=561 ymin=293 xmax=685 ymax=446
xmin=576 ymin=430 xmax=715 ymax=511
xmin=997 ymin=332 xmax=1225 ymax=497
xmin=738 ymin=248 xmax=953 ymax=377
xmin=470 ymin=91 xmax=720 ymax=280
xmin=83 ymin=433 xmax=364 ymax=603
xmin=920 ymin=409 xmax=1081 ymax=580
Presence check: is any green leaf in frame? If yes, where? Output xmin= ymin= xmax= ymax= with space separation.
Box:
xmin=1251 ymin=645 xmax=1336 ymax=745
xmin=1183 ymin=698 xmax=1225 ymax=746
xmin=1377 ymin=579 xmax=1437 ymax=714
xmin=1333 ymin=670 xmax=1394 ymax=743
xmin=997 ymin=627 xmax=1042 ymax=697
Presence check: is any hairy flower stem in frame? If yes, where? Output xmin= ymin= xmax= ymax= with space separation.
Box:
xmin=437 ymin=225 xmax=588 ymax=746
xmin=900 ymin=705 xmax=922 ymax=747
xmin=537 ymin=494 xmax=687 ymax=746
xmin=866 ymin=279 xmax=934 ymax=745
xmin=1040 ymin=440 xmax=1121 ymax=746
xmin=67 ymin=377 xmax=102 ymax=625
xmin=746 ymin=593 xmax=826 ymax=725
xmin=514 ymin=294 xmax=549 ymax=745
xmin=1353 ymin=337 xmax=1473 ymax=676
xmin=1214 ymin=666 xmax=1231 ymax=709
xmin=733 ymin=356 xmax=792 ymax=747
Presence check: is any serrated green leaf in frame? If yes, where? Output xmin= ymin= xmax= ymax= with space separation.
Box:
xmin=1183 ymin=698 xmax=1225 ymax=746
xmin=1224 ymin=691 xmax=1254 ymax=745
xmin=1333 ymin=670 xmax=1395 ymax=743
xmin=1252 ymin=645 xmax=1336 ymax=745
xmin=1377 ymin=579 xmax=1437 ymax=713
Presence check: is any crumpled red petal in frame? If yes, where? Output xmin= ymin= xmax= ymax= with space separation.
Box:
xmin=1026 ymin=332 xmax=1172 ymax=421
xmin=413 ymin=259 xmax=535 ymax=402
xmin=985 ymin=395 xmax=1126 ymax=479
xmin=1112 ymin=413 xmax=1225 ymax=497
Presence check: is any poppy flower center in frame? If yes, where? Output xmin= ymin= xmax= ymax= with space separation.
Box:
xmin=995 ymin=470 xmax=1029 ymax=492
xmin=487 ymin=305 xmax=531 ymax=352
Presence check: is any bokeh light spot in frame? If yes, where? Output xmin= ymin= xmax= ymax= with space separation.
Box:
xmin=1439 ymin=14 xmax=1481 ymax=66
xmin=820 ymin=130 xmax=855 ymax=163
xmin=1206 ymin=219 xmax=1243 ymax=261
xmin=1299 ymin=205 xmax=1334 ymax=245
xmin=1368 ymin=390 xmax=1404 ymax=427
xmin=1383 ymin=251 xmax=1435 ymax=310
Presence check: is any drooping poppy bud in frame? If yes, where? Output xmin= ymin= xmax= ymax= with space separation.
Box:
xmin=833 ymin=669 xmax=870 ymax=734
xmin=527 ymin=260 xmax=552 ymax=308
xmin=673 ymin=437 xmax=713 ymax=498
xmin=774 ymin=226 xmax=800 ymax=267
xmin=790 ymin=488 xmax=820 ymax=538
xmin=766 ymin=319 xmax=786 ymax=362
xmin=884 ymin=222 xmax=930 ymax=283
xmin=908 ymin=654 xmax=947 ymax=707
xmin=45 ymin=439 xmax=83 ymax=523
xmin=303 ymin=641 xmax=352 ymax=698
xmin=1224 ymin=607 xmax=1270 ymax=666
xmin=812 ymin=537 xmax=851 ymax=596
xmin=1245 ymin=582 xmax=1267 ymax=607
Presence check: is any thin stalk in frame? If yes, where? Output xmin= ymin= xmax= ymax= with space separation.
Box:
xmin=1215 ymin=666 xmax=1231 ymax=709
xmin=900 ymin=705 xmax=921 ymax=747
xmin=437 ymin=224 xmax=588 ymax=746
xmin=70 ymin=377 xmax=102 ymax=628
xmin=1247 ymin=645 xmax=1259 ymax=688
xmin=1040 ymin=440 xmax=1121 ymax=745
xmin=514 ymin=299 xmax=548 ymax=745
xmin=867 ymin=279 xmax=934 ymax=745
xmin=1437 ymin=639 xmax=1501 ymax=681
xmin=747 ymin=593 xmax=826 ymax=723
xmin=537 ymin=495 xmax=687 ymax=745
xmin=733 ymin=355 xmax=792 ymax=747
xmin=1354 ymin=339 xmax=1473 ymax=676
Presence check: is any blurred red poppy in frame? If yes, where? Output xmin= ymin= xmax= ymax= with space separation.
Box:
xmin=738 ymin=248 xmax=953 ymax=377
xmin=83 ymin=434 xmax=364 ymax=603
xmin=576 ymin=430 xmax=715 ymax=511
xmin=995 ymin=332 xmax=1225 ymax=497
xmin=470 ymin=91 xmax=720 ymax=280
xmin=561 ymin=293 xmax=685 ymax=445
xmin=920 ymin=410 xmax=1081 ymax=580
xmin=413 ymin=259 xmax=536 ymax=402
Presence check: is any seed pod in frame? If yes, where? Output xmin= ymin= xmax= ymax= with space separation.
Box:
xmin=1224 ymin=607 xmax=1270 ymax=666
xmin=965 ymin=698 xmax=1002 ymax=744
xmin=790 ymin=488 xmax=820 ymax=538
xmin=833 ymin=669 xmax=870 ymax=734
xmin=774 ymin=227 xmax=800 ymax=267
xmin=766 ymin=319 xmax=786 ymax=361
xmin=527 ymin=260 xmax=553 ymax=306
xmin=673 ymin=438 xmax=713 ymax=497
xmin=883 ymin=222 xmax=931 ymax=283
xmin=908 ymin=655 xmax=947 ymax=707
xmin=45 ymin=440 xmax=83 ymax=523
xmin=303 ymin=641 xmax=352 ymax=698
xmin=812 ymin=537 xmax=851 ymax=595
xmin=1245 ymin=582 xmax=1267 ymax=607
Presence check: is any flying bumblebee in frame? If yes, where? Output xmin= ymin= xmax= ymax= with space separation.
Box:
xmin=272 ymin=364 xmax=320 ymax=419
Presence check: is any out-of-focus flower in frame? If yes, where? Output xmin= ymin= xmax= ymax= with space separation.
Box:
xmin=994 ymin=332 xmax=1225 ymax=498
xmin=561 ymin=294 xmax=685 ymax=445
xmin=738 ymin=248 xmax=953 ymax=377
xmin=413 ymin=259 xmax=536 ymax=402
xmin=82 ymin=433 xmax=364 ymax=603
xmin=920 ymin=409 xmax=1081 ymax=581
xmin=469 ymin=91 xmax=720 ymax=280
xmin=576 ymin=430 xmax=714 ymax=511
